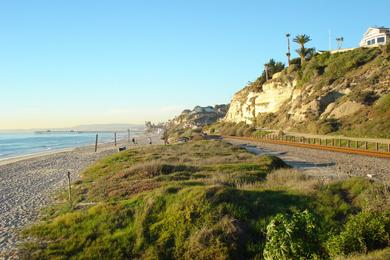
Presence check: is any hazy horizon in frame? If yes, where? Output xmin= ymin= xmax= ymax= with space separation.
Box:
xmin=0 ymin=0 xmax=389 ymax=129
xmin=0 ymin=122 xmax=147 ymax=131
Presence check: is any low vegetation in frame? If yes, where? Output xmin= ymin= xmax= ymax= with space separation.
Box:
xmin=205 ymin=121 xmax=271 ymax=139
xmin=21 ymin=141 xmax=390 ymax=259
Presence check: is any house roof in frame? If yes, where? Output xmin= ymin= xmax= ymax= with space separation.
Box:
xmin=364 ymin=27 xmax=390 ymax=35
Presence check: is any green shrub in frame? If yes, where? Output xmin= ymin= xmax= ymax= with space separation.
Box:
xmin=263 ymin=210 xmax=322 ymax=259
xmin=375 ymin=93 xmax=390 ymax=113
xmin=326 ymin=211 xmax=390 ymax=257
xmin=349 ymin=90 xmax=379 ymax=105
xmin=256 ymin=113 xmax=275 ymax=127
xmin=257 ymin=155 xmax=289 ymax=171
xmin=290 ymin=57 xmax=301 ymax=66
xmin=324 ymin=48 xmax=380 ymax=81
xmin=251 ymin=130 xmax=271 ymax=138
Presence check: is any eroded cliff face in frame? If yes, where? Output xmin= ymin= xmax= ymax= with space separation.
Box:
xmin=225 ymin=72 xmax=297 ymax=123
xmin=224 ymin=46 xmax=390 ymax=138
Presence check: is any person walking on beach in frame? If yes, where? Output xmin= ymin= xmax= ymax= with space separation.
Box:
xmin=132 ymin=138 xmax=136 ymax=144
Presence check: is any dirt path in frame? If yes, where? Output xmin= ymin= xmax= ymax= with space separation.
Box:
xmin=225 ymin=138 xmax=390 ymax=181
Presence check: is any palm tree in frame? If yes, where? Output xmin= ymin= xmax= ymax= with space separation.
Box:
xmin=293 ymin=34 xmax=311 ymax=63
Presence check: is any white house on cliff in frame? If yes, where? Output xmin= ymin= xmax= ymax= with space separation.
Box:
xmin=359 ymin=27 xmax=390 ymax=47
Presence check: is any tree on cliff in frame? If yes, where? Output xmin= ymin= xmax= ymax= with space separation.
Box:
xmin=293 ymin=34 xmax=312 ymax=64
xmin=247 ymin=59 xmax=285 ymax=91
xmin=259 ymin=59 xmax=285 ymax=84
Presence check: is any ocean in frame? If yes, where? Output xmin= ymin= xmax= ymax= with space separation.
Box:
xmin=0 ymin=131 xmax=143 ymax=160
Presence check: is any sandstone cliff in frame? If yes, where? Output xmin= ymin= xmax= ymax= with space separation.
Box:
xmin=224 ymin=46 xmax=390 ymax=138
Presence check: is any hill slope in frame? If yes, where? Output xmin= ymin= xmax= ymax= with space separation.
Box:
xmin=225 ymin=46 xmax=390 ymax=138
xmin=20 ymin=141 xmax=390 ymax=259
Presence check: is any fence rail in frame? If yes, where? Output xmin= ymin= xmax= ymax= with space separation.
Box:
xmin=224 ymin=134 xmax=390 ymax=159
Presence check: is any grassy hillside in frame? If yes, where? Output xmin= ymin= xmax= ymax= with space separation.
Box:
xmin=21 ymin=141 xmax=389 ymax=259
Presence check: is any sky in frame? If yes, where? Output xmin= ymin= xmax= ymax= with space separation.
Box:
xmin=0 ymin=0 xmax=389 ymax=129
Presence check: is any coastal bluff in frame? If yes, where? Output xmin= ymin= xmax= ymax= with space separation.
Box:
xmin=224 ymin=46 xmax=390 ymax=138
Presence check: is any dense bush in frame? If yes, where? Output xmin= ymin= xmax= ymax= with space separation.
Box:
xmin=306 ymin=119 xmax=340 ymax=134
xmin=324 ymin=48 xmax=380 ymax=81
xmin=295 ymin=48 xmax=381 ymax=87
xmin=256 ymin=113 xmax=275 ymax=127
xmin=326 ymin=211 xmax=390 ymax=257
xmin=349 ymin=90 xmax=379 ymax=105
xmin=263 ymin=210 xmax=322 ymax=259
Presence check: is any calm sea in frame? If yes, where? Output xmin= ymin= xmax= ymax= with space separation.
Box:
xmin=0 ymin=131 xmax=143 ymax=160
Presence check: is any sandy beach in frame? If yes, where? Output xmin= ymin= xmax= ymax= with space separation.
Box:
xmin=0 ymin=134 xmax=162 ymax=258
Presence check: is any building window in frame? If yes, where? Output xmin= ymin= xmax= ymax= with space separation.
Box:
xmin=377 ymin=37 xmax=385 ymax=43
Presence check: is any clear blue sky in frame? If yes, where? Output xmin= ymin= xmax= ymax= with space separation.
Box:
xmin=0 ymin=0 xmax=389 ymax=129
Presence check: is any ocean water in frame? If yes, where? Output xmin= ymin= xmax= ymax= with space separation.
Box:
xmin=0 ymin=131 xmax=143 ymax=160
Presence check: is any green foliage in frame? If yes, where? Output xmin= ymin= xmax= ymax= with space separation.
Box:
xmin=326 ymin=211 xmax=390 ymax=257
xmin=296 ymin=47 xmax=381 ymax=88
xmin=251 ymin=130 xmax=271 ymax=138
xmin=376 ymin=93 xmax=390 ymax=113
xmin=348 ymin=90 xmax=379 ymax=105
xmin=324 ymin=47 xmax=380 ymax=82
xmin=250 ymin=59 xmax=285 ymax=89
xmin=263 ymin=210 xmax=322 ymax=259
xmin=305 ymin=119 xmax=340 ymax=135
xmin=209 ymin=121 xmax=256 ymax=137
xmin=256 ymin=113 xmax=275 ymax=127
xmin=20 ymin=141 xmax=390 ymax=259
xmin=337 ymin=93 xmax=390 ymax=138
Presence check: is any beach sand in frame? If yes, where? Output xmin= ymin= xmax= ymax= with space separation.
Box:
xmin=0 ymin=134 xmax=162 ymax=258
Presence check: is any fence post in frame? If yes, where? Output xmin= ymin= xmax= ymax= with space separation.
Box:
xmin=376 ymin=142 xmax=379 ymax=151
xmin=364 ymin=141 xmax=368 ymax=150
xmin=95 ymin=134 xmax=98 ymax=152
xmin=67 ymin=171 xmax=72 ymax=204
xmin=128 ymin=129 xmax=130 ymax=143
xmin=114 ymin=132 xmax=117 ymax=146
xmin=388 ymin=143 xmax=390 ymax=152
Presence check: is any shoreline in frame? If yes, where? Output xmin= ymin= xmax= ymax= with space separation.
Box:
xmin=0 ymin=133 xmax=162 ymax=258
xmin=0 ymin=136 xmax=139 ymax=167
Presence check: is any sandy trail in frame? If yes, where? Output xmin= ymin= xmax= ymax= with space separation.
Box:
xmin=0 ymin=135 xmax=161 ymax=259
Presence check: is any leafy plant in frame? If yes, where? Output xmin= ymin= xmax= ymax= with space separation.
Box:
xmin=326 ymin=211 xmax=390 ymax=257
xmin=263 ymin=210 xmax=322 ymax=259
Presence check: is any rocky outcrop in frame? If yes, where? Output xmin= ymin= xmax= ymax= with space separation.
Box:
xmin=225 ymin=74 xmax=297 ymax=124
xmin=170 ymin=104 xmax=228 ymax=129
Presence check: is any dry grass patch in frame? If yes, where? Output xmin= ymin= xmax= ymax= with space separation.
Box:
xmin=264 ymin=168 xmax=322 ymax=194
